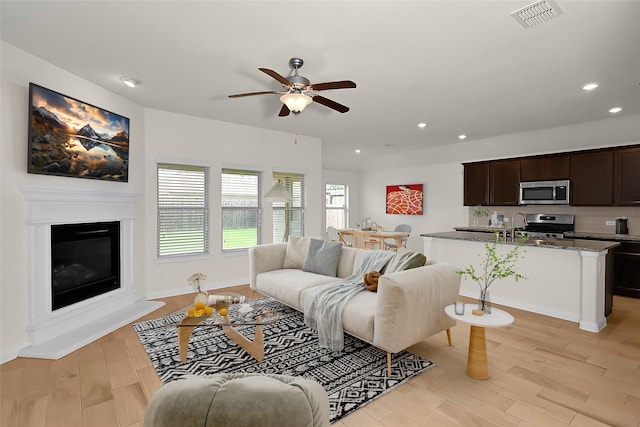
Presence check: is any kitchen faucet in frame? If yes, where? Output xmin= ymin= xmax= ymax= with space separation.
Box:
xmin=511 ymin=212 xmax=528 ymax=242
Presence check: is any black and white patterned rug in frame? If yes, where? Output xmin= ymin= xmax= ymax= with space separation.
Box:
xmin=133 ymin=297 xmax=434 ymax=423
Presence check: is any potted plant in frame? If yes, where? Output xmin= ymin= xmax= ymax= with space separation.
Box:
xmin=458 ymin=234 xmax=526 ymax=313
xmin=472 ymin=205 xmax=489 ymax=227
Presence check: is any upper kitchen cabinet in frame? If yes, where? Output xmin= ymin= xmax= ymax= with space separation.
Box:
xmin=463 ymin=162 xmax=489 ymax=206
xmin=570 ymin=150 xmax=613 ymax=206
xmin=520 ymin=154 xmax=570 ymax=182
xmin=489 ymin=159 xmax=520 ymax=205
xmin=614 ymin=146 xmax=640 ymax=205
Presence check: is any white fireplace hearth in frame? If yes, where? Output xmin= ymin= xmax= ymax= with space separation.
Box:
xmin=19 ymin=185 xmax=164 ymax=359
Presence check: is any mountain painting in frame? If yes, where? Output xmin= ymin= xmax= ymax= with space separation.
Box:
xmin=28 ymin=83 xmax=130 ymax=182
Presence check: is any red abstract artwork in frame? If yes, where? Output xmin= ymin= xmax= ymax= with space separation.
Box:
xmin=386 ymin=184 xmax=423 ymax=215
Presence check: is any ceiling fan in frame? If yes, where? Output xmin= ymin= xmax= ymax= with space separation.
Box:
xmin=228 ymin=58 xmax=356 ymax=117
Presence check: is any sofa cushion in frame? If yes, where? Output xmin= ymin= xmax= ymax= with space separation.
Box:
xmin=256 ymin=269 xmax=339 ymax=310
xmin=341 ymin=291 xmax=377 ymax=343
xmin=302 ymin=239 xmax=342 ymax=277
xmin=283 ymin=236 xmax=311 ymax=269
xmin=336 ymin=247 xmax=357 ymax=278
xmin=383 ymin=250 xmax=427 ymax=274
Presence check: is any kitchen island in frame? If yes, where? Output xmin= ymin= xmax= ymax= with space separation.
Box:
xmin=421 ymin=231 xmax=619 ymax=333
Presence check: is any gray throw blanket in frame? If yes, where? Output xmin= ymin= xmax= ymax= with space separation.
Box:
xmin=304 ymin=250 xmax=395 ymax=352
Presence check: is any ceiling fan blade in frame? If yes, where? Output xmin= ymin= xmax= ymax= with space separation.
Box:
xmin=259 ymin=68 xmax=292 ymax=87
xmin=278 ymin=104 xmax=290 ymax=117
xmin=312 ymin=95 xmax=350 ymax=113
xmin=310 ymin=80 xmax=357 ymax=91
xmin=228 ymin=91 xmax=278 ymax=98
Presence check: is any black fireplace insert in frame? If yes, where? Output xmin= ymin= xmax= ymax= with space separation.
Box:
xmin=51 ymin=221 xmax=121 ymax=310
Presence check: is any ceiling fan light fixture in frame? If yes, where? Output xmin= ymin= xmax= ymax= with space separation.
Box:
xmin=280 ymin=93 xmax=312 ymax=114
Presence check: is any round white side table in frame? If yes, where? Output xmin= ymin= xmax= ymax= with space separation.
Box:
xmin=445 ymin=304 xmax=514 ymax=380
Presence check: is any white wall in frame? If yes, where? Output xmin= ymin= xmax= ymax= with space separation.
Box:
xmin=143 ymin=109 xmax=323 ymax=299
xmin=359 ymin=115 xmax=640 ymax=252
xmin=357 ymin=162 xmax=466 ymax=252
xmin=1 ymin=42 xmax=146 ymax=361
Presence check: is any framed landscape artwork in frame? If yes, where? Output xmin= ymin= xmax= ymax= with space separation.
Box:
xmin=28 ymin=83 xmax=130 ymax=182
xmin=386 ymin=184 xmax=423 ymax=215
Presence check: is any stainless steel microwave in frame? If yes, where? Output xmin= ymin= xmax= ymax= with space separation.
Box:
xmin=519 ymin=180 xmax=570 ymax=205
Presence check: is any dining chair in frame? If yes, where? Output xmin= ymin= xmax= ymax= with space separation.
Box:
xmin=384 ymin=224 xmax=411 ymax=251
xmin=326 ymin=226 xmax=341 ymax=243
xmin=337 ymin=230 xmax=354 ymax=247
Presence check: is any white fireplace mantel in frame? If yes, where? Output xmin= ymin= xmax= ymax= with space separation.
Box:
xmin=19 ymin=185 xmax=164 ymax=359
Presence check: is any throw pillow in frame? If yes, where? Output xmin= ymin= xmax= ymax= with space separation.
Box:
xmin=383 ymin=250 xmax=427 ymax=274
xmin=302 ymin=238 xmax=343 ymax=277
xmin=283 ymin=236 xmax=311 ymax=269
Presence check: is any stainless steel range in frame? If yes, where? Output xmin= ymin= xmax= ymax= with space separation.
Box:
xmin=522 ymin=213 xmax=575 ymax=239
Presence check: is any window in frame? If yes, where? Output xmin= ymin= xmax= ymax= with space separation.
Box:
xmin=221 ymin=168 xmax=261 ymax=251
xmin=326 ymin=183 xmax=348 ymax=229
xmin=272 ymin=172 xmax=305 ymax=242
xmin=157 ymin=163 xmax=209 ymax=258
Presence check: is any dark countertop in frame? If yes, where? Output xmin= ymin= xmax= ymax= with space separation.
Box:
xmin=565 ymin=231 xmax=640 ymax=242
xmin=454 ymin=226 xmax=507 ymax=233
xmin=421 ymin=231 xmax=620 ymax=252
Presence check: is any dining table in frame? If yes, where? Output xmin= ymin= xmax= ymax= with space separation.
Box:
xmin=338 ymin=229 xmax=409 ymax=250
xmin=368 ymin=230 xmax=410 ymax=250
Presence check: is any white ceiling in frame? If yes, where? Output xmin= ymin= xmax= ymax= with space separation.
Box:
xmin=2 ymin=1 xmax=639 ymax=170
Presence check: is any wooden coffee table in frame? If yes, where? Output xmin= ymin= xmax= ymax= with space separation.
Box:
xmin=445 ymin=304 xmax=514 ymax=379
xmin=165 ymin=295 xmax=278 ymax=363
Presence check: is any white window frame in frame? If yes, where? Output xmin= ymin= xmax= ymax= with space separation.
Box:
xmin=157 ymin=162 xmax=210 ymax=259
xmin=326 ymin=183 xmax=349 ymax=229
xmin=221 ymin=168 xmax=262 ymax=252
xmin=271 ymin=172 xmax=305 ymax=243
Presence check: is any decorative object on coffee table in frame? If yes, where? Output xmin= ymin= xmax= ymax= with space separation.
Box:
xmin=188 ymin=272 xmax=208 ymax=305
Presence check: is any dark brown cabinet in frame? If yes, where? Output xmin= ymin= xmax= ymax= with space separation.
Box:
xmin=570 ymin=150 xmax=613 ymax=206
xmin=463 ymin=162 xmax=489 ymax=206
xmin=462 ymin=144 xmax=639 ymax=207
xmin=613 ymin=242 xmax=640 ymax=299
xmin=614 ymin=146 xmax=640 ymax=205
xmin=520 ymin=155 xmax=570 ymax=182
xmin=489 ymin=159 xmax=520 ymax=205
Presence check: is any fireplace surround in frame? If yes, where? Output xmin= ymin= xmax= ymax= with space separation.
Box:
xmin=19 ymin=185 xmax=164 ymax=359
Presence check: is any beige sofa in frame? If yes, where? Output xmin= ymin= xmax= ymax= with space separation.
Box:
xmin=249 ymin=240 xmax=461 ymax=373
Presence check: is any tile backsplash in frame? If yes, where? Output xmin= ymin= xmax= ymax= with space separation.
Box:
xmin=469 ymin=205 xmax=639 ymax=236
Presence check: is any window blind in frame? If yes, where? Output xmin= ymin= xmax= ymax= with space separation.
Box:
xmin=221 ymin=168 xmax=261 ymax=251
xmin=157 ymin=163 xmax=209 ymax=258
xmin=272 ymin=172 xmax=305 ymax=242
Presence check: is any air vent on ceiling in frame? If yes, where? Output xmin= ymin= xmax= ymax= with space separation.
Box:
xmin=511 ymin=0 xmax=563 ymax=29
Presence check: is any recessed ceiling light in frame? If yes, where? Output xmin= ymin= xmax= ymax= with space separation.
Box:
xmin=582 ymin=83 xmax=598 ymax=91
xmin=609 ymin=107 xmax=623 ymax=113
xmin=417 ymin=123 xmax=427 ymax=128
xmin=458 ymin=134 xmax=467 ymax=140
xmin=355 ymin=149 xmax=361 ymax=154
xmin=120 ymin=76 xmax=141 ymax=88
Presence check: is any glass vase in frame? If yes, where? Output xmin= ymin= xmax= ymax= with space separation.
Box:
xmin=194 ymin=290 xmax=208 ymax=306
xmin=479 ymin=289 xmax=492 ymax=314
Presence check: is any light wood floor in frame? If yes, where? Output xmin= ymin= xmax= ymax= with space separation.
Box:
xmin=2 ymin=286 xmax=639 ymax=427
